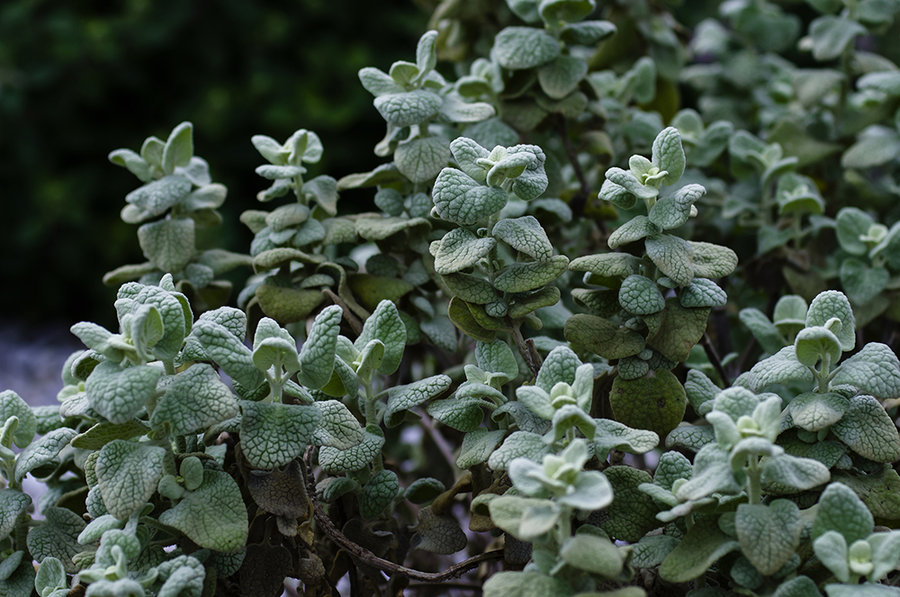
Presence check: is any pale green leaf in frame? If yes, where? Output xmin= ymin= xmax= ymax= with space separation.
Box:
xmin=788 ymin=392 xmax=847 ymax=432
xmin=150 ymin=363 xmax=239 ymax=436
xmin=318 ymin=426 xmax=385 ymax=473
xmin=761 ymin=453 xmax=831 ymax=494
xmin=659 ymin=515 xmax=740 ymax=582
xmin=492 ymin=216 xmax=553 ymax=261
xmin=649 ymin=184 xmax=705 ymax=230
xmin=618 ymin=274 xmax=665 ymax=315
xmin=537 ymin=55 xmax=587 ymax=99
xmin=831 ymin=343 xmax=900 ymax=399
xmin=384 ymin=374 xmax=451 ymax=427
xmin=433 ymin=228 xmax=496 ymax=275
xmin=736 ymin=500 xmax=802 ymax=575
xmin=806 ymin=291 xmax=855 ymax=351
xmin=493 ymin=27 xmax=561 ymax=70
xmin=487 ymin=431 xmax=549 ymax=471
xmin=395 ymin=136 xmax=450 ymax=183
xmin=601 ymin=466 xmax=657 ymax=542
xmin=0 ymin=390 xmax=36 ymax=448
xmin=746 ymin=346 xmax=815 ymax=392
xmin=456 ymin=429 xmax=507 ymax=469
xmin=483 ymin=571 xmax=570 ymax=597
xmin=95 ymin=439 xmax=166 ymax=520
xmin=312 ymin=400 xmax=364 ymax=449
xmin=373 ymin=90 xmax=442 ymax=127
xmin=680 ymin=278 xmax=726 ymax=309
xmin=355 ymin=300 xmax=406 ymax=375
xmin=411 ymin=506 xmax=467 ymax=554
xmin=14 ymin=428 xmax=77 ymax=483
xmin=607 ymin=216 xmax=659 ymax=250
xmin=26 ymin=507 xmax=85 ymax=574
xmin=652 ymin=127 xmax=686 ymax=185
xmin=565 ymin=314 xmax=645 ymax=360
xmin=239 ymin=401 xmax=321 ymax=469
xmin=831 ymin=394 xmax=900 ymax=462
xmin=162 ymin=121 xmax=193 ymax=173
xmin=192 ymin=320 xmax=265 ymax=391
xmin=492 ymin=255 xmax=568 ymax=293
xmin=0 ymin=490 xmax=31 ymax=542
xmin=85 ymin=362 xmax=162 ymax=424
xmin=560 ymin=533 xmax=623 ymax=577
xmin=646 ymin=234 xmax=694 ymax=286
xmin=159 ymin=469 xmax=248 ymax=552
xmin=125 ymin=175 xmax=192 ymax=219
xmin=813 ymin=482 xmax=874 ymax=543
xmin=689 ymin=241 xmax=739 ymax=279
xmin=138 ymin=217 xmax=195 ymax=273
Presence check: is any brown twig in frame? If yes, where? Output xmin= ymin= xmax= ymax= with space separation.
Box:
xmin=417 ymin=408 xmax=458 ymax=473
xmin=304 ymin=450 xmax=504 ymax=583
xmin=701 ymin=333 xmax=731 ymax=387
xmin=323 ymin=288 xmax=364 ymax=336
xmin=509 ymin=322 xmax=541 ymax=379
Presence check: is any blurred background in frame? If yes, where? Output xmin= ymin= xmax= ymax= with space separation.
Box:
xmin=0 ymin=0 xmax=429 ymax=402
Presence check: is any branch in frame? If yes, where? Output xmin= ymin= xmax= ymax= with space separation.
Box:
xmin=701 ymin=333 xmax=731 ymax=387
xmin=322 ymin=288 xmax=364 ymax=336
xmin=509 ymin=322 xmax=541 ymax=378
xmin=304 ymin=450 xmax=504 ymax=583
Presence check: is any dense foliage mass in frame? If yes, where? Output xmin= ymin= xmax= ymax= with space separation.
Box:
xmin=3 ymin=0 xmax=900 ymax=595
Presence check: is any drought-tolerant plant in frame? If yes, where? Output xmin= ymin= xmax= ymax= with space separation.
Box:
xmin=3 ymin=1 xmax=900 ymax=596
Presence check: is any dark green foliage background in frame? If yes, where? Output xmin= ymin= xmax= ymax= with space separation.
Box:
xmin=0 ymin=0 xmax=427 ymax=325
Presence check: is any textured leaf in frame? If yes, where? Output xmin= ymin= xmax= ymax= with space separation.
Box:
xmin=384 ymin=374 xmax=451 ymax=427
xmin=649 ymin=184 xmax=705 ymax=231
xmin=537 ymin=55 xmax=587 ymax=99
xmin=646 ymin=234 xmax=694 ymax=286
xmin=160 ymin=469 xmax=248 ymax=552
xmin=568 ymin=252 xmax=641 ymax=279
xmin=395 ymin=136 xmax=450 ymax=183
xmin=456 ymin=429 xmax=507 ymax=469
xmin=151 ymin=364 xmax=239 ymax=436
xmin=676 ymin=443 xmax=742 ymax=501
xmin=794 ymin=326 xmax=842 ymax=368
xmin=14 ymin=428 xmax=78 ymax=484
xmin=565 ymin=314 xmax=645 ymax=359
xmin=0 ymin=490 xmax=31 ymax=542
xmin=487 ymin=431 xmax=549 ymax=471
xmin=296 ymin=305 xmax=342 ymax=385
xmin=312 ymin=400 xmax=364 ymax=449
xmin=155 ymin=555 xmax=206 ymax=597
xmin=240 ymin=401 xmax=321 ymax=469
xmin=0 ymin=390 xmax=36 ymax=448
xmin=493 ymin=27 xmax=561 ymax=70
xmin=192 ymin=320 xmax=265 ymax=390
xmin=689 ymin=241 xmax=739 ymax=279
xmin=832 ymin=466 xmax=900 ymax=523
xmin=840 ymin=259 xmax=888 ymax=305
xmin=618 ymin=274 xmax=665 ymax=315
xmin=433 ymin=227 xmax=496 ymax=275
xmin=646 ymin=299 xmax=711 ymax=363
xmin=492 ymin=216 xmax=553 ymax=261
xmin=831 ymin=394 xmax=900 ymax=462
xmin=359 ymin=470 xmax=399 ymax=518
xmin=441 ymin=272 xmax=499 ymax=304
xmin=34 ymin=557 xmax=66 ymax=597
xmin=812 ymin=482 xmax=874 ymax=543
xmin=355 ymin=300 xmax=406 ymax=375
xmin=806 ymin=291 xmax=855 ymax=351
xmin=659 ymin=515 xmax=739 ymax=582
xmin=475 ymin=340 xmax=519 ymax=380
xmin=492 ymin=255 xmax=568 ymax=293
xmin=652 ymin=127 xmax=686 ymax=186
xmin=427 ymin=397 xmax=486 ymax=432
xmin=609 ymin=369 xmax=686 ymax=438
xmin=411 ymin=505 xmax=467 ymax=554
xmin=125 ymin=175 xmax=192 ymax=218
xmin=319 ymin=426 xmax=384 ymax=473
xmin=482 ymin=571 xmax=570 ymax=597
xmin=607 ymin=216 xmax=659 ymax=250
xmin=736 ymin=500 xmax=802 ymax=575
xmin=138 ymin=217 xmax=195 ymax=273
xmin=761 ymin=452 xmax=831 ymax=494
xmin=680 ymin=278 xmax=727 ymax=309
xmin=85 ymin=362 xmax=162 ymax=424
xmin=95 ymin=440 xmax=166 ymax=520
xmin=746 ymin=346 xmax=815 ymax=392
xmin=835 ymin=208 xmax=875 ymax=255
xmin=739 ymin=308 xmax=785 ymax=355
xmin=560 ymin=533 xmax=623 ymax=577
xmin=788 ymin=392 xmax=847 ymax=432
xmin=432 ymin=168 xmax=508 ymax=226
xmin=601 ymin=466 xmax=658 ymax=542
xmin=593 ymin=418 xmax=659 ymax=461
xmin=373 ymin=90 xmax=442 ymax=127
xmin=255 ymin=285 xmax=324 ymax=323
xmin=26 ymin=507 xmax=85 ymax=574
xmin=831 ymin=343 xmax=900 ymax=399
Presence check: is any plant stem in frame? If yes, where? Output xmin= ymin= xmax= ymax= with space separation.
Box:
xmin=746 ymin=455 xmax=762 ymax=505
xmin=510 ymin=321 xmax=541 ymax=378
xmin=701 ymin=333 xmax=731 ymax=387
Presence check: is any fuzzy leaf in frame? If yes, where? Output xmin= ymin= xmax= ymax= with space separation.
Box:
xmin=689 ymin=241 xmax=739 ymax=279
xmin=761 ymin=452 xmax=831 ymax=494
xmin=736 ymin=500 xmax=802 ymax=575
xmin=26 ymin=507 xmax=85 ymax=574
xmin=607 ymin=216 xmax=659 ymax=250
xmin=240 ymin=401 xmax=321 ymax=469
xmin=601 ymin=466 xmax=658 ymax=542
xmin=427 ymin=397 xmax=486 ymax=432
xmin=125 ymin=175 xmax=192 ymax=218
xmin=646 ymin=299 xmax=711 ymax=363
xmin=159 ymin=469 xmax=248 ymax=552
xmin=356 ymin=300 xmax=406 ymax=375
xmin=537 ymin=55 xmax=587 ymax=99
xmin=14 ymin=428 xmax=78 ymax=483
xmin=373 ymin=90 xmax=442 ymax=127
xmin=95 ymin=439 xmax=166 ymax=520
xmin=493 ymin=27 xmax=561 ymax=70
xmin=680 ymin=278 xmax=727 ymax=308
xmin=319 ymin=426 xmax=385 ymax=473
xmin=492 ymin=216 xmax=553 ymax=261
xmin=813 ymin=482 xmax=874 ymax=543
xmin=297 ymin=305 xmax=342 ymax=390
xmin=831 ymin=394 xmax=900 ymax=462
xmin=482 ymin=571 xmax=570 ymax=597
xmin=433 ymin=168 xmax=508 ymax=226
xmin=433 ymin=228 xmax=497 ymax=275
xmin=746 ymin=346 xmax=815 ymax=392
xmin=618 ymin=274 xmax=665 ymax=315
xmin=0 ymin=390 xmax=36 ymax=448
xmin=565 ymin=314 xmax=645 ymax=360
xmin=359 ymin=470 xmax=399 ymax=519
xmin=568 ymin=252 xmax=641 ymax=279
xmin=151 ymin=364 xmax=239 ymax=436
xmin=492 ymin=255 xmax=568 ymax=293
xmin=831 ymin=343 xmax=900 ymax=399
xmin=646 ymin=234 xmax=694 ymax=286
xmin=85 ymin=362 xmax=162 ymax=424
xmin=475 ymin=340 xmax=519 ymax=379
xmin=659 ymin=515 xmax=739 ymax=582
xmin=192 ymin=319 xmax=265 ymax=391
xmin=456 ymin=429 xmax=507 ymax=469
xmin=487 ymin=431 xmax=549 ymax=471
xmin=311 ymin=400 xmax=363 ymax=449
xmin=560 ymin=533 xmax=623 ymax=577
xmin=138 ymin=217 xmax=195 ymax=273
xmin=395 ymin=136 xmax=450 ymax=183
xmin=593 ymin=419 xmax=659 ymax=461
xmin=806 ymin=291 xmax=855 ymax=351
xmin=0 ymin=490 xmax=31 ymax=542
xmin=652 ymin=127 xmax=686 ymax=186
xmin=788 ymin=392 xmax=847 ymax=432
xmin=384 ymin=374 xmax=451 ymax=427
xmin=649 ymin=184 xmax=705 ymax=230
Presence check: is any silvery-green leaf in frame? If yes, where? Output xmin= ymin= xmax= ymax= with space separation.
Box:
xmin=252 ymin=318 xmax=300 ymax=376
xmin=606 ymin=167 xmax=658 ymax=201
xmin=359 ymin=470 xmax=399 ymax=519
xmin=535 ymin=345 xmax=581 ymax=392
xmin=192 ymin=320 xmax=265 ymax=391
xmin=433 ymin=228 xmax=496 ymax=275
xmin=311 ymin=400 xmax=363 ymax=450
xmin=599 ymin=466 xmax=656 ymax=541
xmin=420 ymin=316 xmax=458 ymax=352
xmin=155 ymin=554 xmax=205 ymax=597
xmin=439 ymin=93 xmax=496 ymax=123
xmin=593 ymin=418 xmax=659 ymax=461
xmin=297 ymin=305 xmax=341 ymax=390
xmin=516 ymin=386 xmax=553 ymax=420
xmin=565 ymin=314 xmax=645 ymax=360
xmin=561 ymin=19 xmax=616 ymax=44
xmin=788 ymin=392 xmax=847 ymax=432
xmin=868 ymin=531 xmax=900 ymax=582
xmin=840 ymin=259 xmax=889 ymax=305
xmin=456 ymin=429 xmax=507 ymax=469
xmin=125 ymin=175 xmax=192 ymax=218
xmin=0 ymin=490 xmax=31 ymax=541
xmin=26 ymin=507 xmax=85 ymax=574
xmin=162 ymin=121 xmax=193 ymax=173
xmin=808 ymin=15 xmax=866 ymax=61
xmin=618 ymin=274 xmax=665 ymax=315
xmin=411 ymin=506 xmax=467 ymax=554
xmin=318 ymin=425 xmax=384 ymax=473
xmin=487 ymin=431 xmax=549 ymax=471
xmin=159 ymin=469 xmax=248 ymax=552
xmin=150 ymin=364 xmax=239 ymax=437
xmin=831 ymin=394 xmax=900 ymax=462
xmin=676 ymin=443 xmax=742 ymax=501
xmin=384 ymin=374 xmax=451 ymax=427
xmin=835 ymin=207 xmax=875 ymax=255
xmin=568 ymin=252 xmax=641 ymax=279
xmin=739 ymin=308 xmax=785 ymax=355
xmin=482 ymin=570 xmax=570 ymax=597
xmin=654 ymin=450 xmax=694 ymax=490
xmin=651 ymin=127 xmax=686 ymax=185
xmin=0 ymin=390 xmax=36 ymax=448
xmin=239 ymin=401 xmax=320 ymax=469
xmin=736 ymin=500 xmax=802 ymax=575
xmin=95 ymin=440 xmax=165 ymax=520
xmin=599 ymin=178 xmax=638 ymax=209
xmin=794 ymin=326 xmax=842 ymax=368
xmin=689 ymin=241 xmax=738 ymax=279
xmin=492 ymin=216 xmax=553 ymax=261
xmin=13 ymin=427 xmax=76 ymax=484
xmin=426 ymin=397 xmax=485 ymax=432
xmin=666 ymin=423 xmax=715 ymax=452
xmin=560 ymin=533 xmax=623 ymax=577
xmin=137 ymin=217 xmax=195 ymax=274
xmin=374 ymin=90 xmax=442 ymax=127
xmin=812 ymin=482 xmax=874 ymax=543
xmin=830 ymin=343 xmax=900 ymax=399
xmin=646 ymin=234 xmax=694 ymax=286
xmin=355 ymin=215 xmax=427 ymax=242
xmin=746 ymin=346 xmax=814 ymax=392
xmin=649 ymin=184 xmax=705 ymax=230
xmin=659 ymin=515 xmax=740 ymax=582
xmin=632 ymin=534 xmax=680 ymax=569
xmin=85 ymin=362 xmax=162 ymax=425
xmin=680 ymin=278 xmax=726 ymax=309
xmin=109 ymin=148 xmax=152 ymax=182
xmin=394 ymin=136 xmax=450 ymax=183
xmin=414 ymin=30 xmax=437 ymax=76
xmin=492 ymin=27 xmax=561 ymax=70
xmin=504 ymin=145 xmax=548 ymax=201
xmin=358 ymin=66 xmax=403 ymax=97
xmin=771 ymin=576 xmax=823 ymax=597
xmin=537 ymin=55 xmax=587 ymax=99
xmin=814 ymin=531 xmax=850 ymax=583
xmin=34 ymin=556 xmax=66 ymax=596
xmin=475 ymin=340 xmax=519 ymax=379
xmin=492 ymin=255 xmax=568 ymax=293
xmin=265 ymin=203 xmax=309 ymax=232
xmin=761 ymin=452 xmax=831 ymax=494
xmin=806 ymin=291 xmax=855 ymax=351
xmin=489 ymin=494 xmax=559 ymax=540
xmin=684 ymin=369 xmax=720 ymax=416
xmin=645 ymin=299 xmax=711 ymax=363
xmin=355 ymin=300 xmax=406 ymax=375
